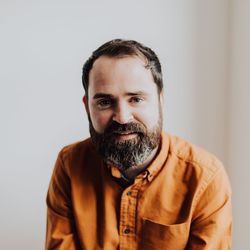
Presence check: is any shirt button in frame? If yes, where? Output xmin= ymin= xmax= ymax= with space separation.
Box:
xmin=124 ymin=228 xmax=130 ymax=234
xmin=127 ymin=191 xmax=132 ymax=196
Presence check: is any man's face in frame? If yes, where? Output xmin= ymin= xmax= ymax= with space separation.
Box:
xmin=85 ymin=55 xmax=163 ymax=170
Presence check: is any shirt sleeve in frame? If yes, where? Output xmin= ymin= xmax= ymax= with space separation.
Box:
xmin=187 ymin=165 xmax=232 ymax=249
xmin=45 ymin=151 xmax=81 ymax=250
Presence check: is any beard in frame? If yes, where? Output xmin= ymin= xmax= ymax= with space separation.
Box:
xmin=89 ymin=112 xmax=163 ymax=172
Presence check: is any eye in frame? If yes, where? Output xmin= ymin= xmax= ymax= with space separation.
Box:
xmin=96 ymin=99 xmax=113 ymax=109
xmin=130 ymin=96 xmax=144 ymax=103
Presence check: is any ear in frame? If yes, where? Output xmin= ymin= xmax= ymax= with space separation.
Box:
xmin=82 ymin=95 xmax=89 ymax=114
xmin=159 ymin=91 xmax=164 ymax=108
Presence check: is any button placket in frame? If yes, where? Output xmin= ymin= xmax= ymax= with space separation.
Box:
xmin=127 ymin=191 xmax=132 ymax=196
xmin=119 ymin=178 xmax=146 ymax=250
xmin=119 ymin=187 xmax=137 ymax=249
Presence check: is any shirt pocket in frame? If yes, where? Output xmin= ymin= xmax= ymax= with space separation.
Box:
xmin=140 ymin=218 xmax=189 ymax=250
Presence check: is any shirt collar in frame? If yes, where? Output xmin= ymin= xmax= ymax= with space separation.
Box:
xmin=146 ymin=132 xmax=169 ymax=181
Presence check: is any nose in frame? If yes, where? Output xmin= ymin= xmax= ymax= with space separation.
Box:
xmin=112 ymin=101 xmax=133 ymax=124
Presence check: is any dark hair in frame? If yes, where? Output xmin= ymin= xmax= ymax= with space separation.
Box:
xmin=82 ymin=39 xmax=163 ymax=96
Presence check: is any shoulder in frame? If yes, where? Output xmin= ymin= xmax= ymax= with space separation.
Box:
xmin=58 ymin=137 xmax=94 ymax=161
xmin=54 ymin=138 xmax=96 ymax=172
xmin=166 ymin=133 xmax=228 ymax=190
xmin=169 ymin=134 xmax=223 ymax=169
xmin=55 ymin=137 xmax=101 ymax=175
xmin=164 ymin=133 xmax=231 ymax=204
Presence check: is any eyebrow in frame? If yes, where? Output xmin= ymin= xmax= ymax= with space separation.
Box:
xmin=93 ymin=93 xmax=114 ymax=99
xmin=93 ymin=91 xmax=147 ymax=99
xmin=126 ymin=91 xmax=148 ymax=96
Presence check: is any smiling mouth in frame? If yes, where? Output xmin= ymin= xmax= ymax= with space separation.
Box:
xmin=113 ymin=132 xmax=138 ymax=140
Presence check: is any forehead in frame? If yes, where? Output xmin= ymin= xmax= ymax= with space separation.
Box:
xmin=88 ymin=55 xmax=157 ymax=96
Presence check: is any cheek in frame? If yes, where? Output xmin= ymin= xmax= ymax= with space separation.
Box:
xmin=89 ymin=110 xmax=112 ymax=133
xmin=136 ymin=108 xmax=160 ymax=128
xmin=138 ymin=96 xmax=162 ymax=127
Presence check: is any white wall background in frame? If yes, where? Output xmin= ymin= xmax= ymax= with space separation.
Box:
xmin=0 ymin=0 xmax=249 ymax=249
xmin=228 ymin=1 xmax=250 ymax=249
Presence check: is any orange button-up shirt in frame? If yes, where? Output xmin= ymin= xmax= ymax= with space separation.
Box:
xmin=46 ymin=132 xmax=232 ymax=250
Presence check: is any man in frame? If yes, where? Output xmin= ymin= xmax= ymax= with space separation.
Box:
xmin=46 ymin=39 xmax=232 ymax=250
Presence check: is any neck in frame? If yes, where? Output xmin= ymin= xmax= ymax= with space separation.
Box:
xmin=121 ymin=146 xmax=159 ymax=181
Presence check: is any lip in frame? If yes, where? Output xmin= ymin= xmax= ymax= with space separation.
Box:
xmin=113 ymin=132 xmax=138 ymax=140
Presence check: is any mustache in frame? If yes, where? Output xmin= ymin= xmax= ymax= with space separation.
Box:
xmin=104 ymin=121 xmax=146 ymax=136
